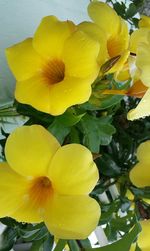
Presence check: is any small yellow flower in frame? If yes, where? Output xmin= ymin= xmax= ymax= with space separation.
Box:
xmin=129 ymin=220 xmax=150 ymax=251
xmin=137 ymin=220 xmax=150 ymax=251
xmin=6 ymin=16 xmax=100 ymax=116
xmin=0 ymin=125 xmax=100 ymax=239
xmin=130 ymin=141 xmax=150 ymax=187
xmin=79 ymin=1 xmax=130 ymax=74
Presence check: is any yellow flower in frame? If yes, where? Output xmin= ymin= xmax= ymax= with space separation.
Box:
xmin=137 ymin=220 xmax=150 ymax=251
xmin=127 ymin=28 xmax=150 ymax=120
xmin=6 ymin=16 xmax=100 ymax=116
xmin=0 ymin=125 xmax=100 ymax=239
xmin=139 ymin=15 xmax=150 ymax=29
xmin=130 ymin=141 xmax=150 ymax=187
xmin=80 ymin=1 xmax=130 ymax=74
xmin=129 ymin=220 xmax=150 ymax=251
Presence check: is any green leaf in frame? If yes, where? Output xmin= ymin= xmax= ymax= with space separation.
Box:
xmin=0 ymin=227 xmax=17 ymax=251
xmin=48 ymin=110 xmax=84 ymax=144
xmin=126 ymin=3 xmax=137 ymax=18
xmin=113 ymin=2 xmax=126 ymax=18
xmin=30 ymin=234 xmax=54 ymax=251
xmin=20 ymin=225 xmax=48 ymax=242
xmin=85 ymin=222 xmax=141 ymax=251
xmin=68 ymin=240 xmax=80 ymax=251
xmin=97 ymin=153 xmax=121 ymax=177
xmin=80 ymin=114 xmax=116 ymax=153
xmin=135 ymin=243 xmax=141 ymax=251
xmin=48 ymin=118 xmax=71 ymax=144
xmin=53 ymin=239 xmax=67 ymax=251
xmin=57 ymin=109 xmax=85 ymax=127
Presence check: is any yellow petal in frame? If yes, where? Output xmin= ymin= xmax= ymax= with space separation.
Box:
xmin=44 ymin=194 xmax=100 ymax=239
xmin=130 ymin=163 xmax=150 ymax=187
xmin=48 ymin=144 xmax=99 ymax=195
xmin=63 ymin=30 xmax=100 ymax=80
xmin=136 ymin=35 xmax=150 ymax=87
xmin=6 ymin=38 xmax=43 ymax=81
xmin=33 ymin=16 xmax=75 ymax=59
xmin=88 ymin=1 xmax=120 ymax=38
xmin=11 ymin=198 xmax=43 ymax=223
xmin=139 ymin=15 xmax=150 ymax=29
xmin=78 ymin=21 xmax=108 ymax=66
xmin=127 ymin=88 xmax=150 ymax=120
xmin=0 ymin=162 xmax=29 ymax=218
xmin=15 ymin=74 xmax=92 ymax=115
xmin=138 ymin=220 xmax=150 ymax=250
xmin=130 ymin=28 xmax=150 ymax=54
xmin=107 ymin=18 xmax=129 ymax=58
xmin=5 ymin=125 xmax=60 ymax=177
xmin=136 ymin=141 xmax=150 ymax=164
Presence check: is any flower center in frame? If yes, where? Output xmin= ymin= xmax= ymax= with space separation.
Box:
xmin=42 ymin=59 xmax=65 ymax=85
xmin=29 ymin=176 xmax=53 ymax=206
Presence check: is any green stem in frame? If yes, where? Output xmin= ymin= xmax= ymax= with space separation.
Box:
xmin=68 ymin=240 xmax=80 ymax=251
xmin=53 ymin=239 xmax=67 ymax=251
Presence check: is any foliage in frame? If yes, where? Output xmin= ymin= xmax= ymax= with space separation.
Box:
xmin=0 ymin=0 xmax=150 ymax=250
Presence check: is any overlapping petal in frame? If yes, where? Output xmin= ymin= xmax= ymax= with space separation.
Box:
xmin=15 ymin=75 xmax=92 ymax=115
xmin=129 ymin=28 xmax=150 ymax=54
xmin=33 ymin=16 xmax=75 ymax=59
xmin=44 ymin=194 xmax=100 ymax=239
xmin=0 ymin=162 xmax=29 ymax=218
xmin=136 ymin=37 xmax=150 ymax=87
xmin=63 ymin=30 xmax=100 ymax=80
xmin=78 ymin=21 xmax=108 ymax=66
xmin=48 ymin=144 xmax=99 ymax=195
xmin=88 ymin=1 xmax=120 ymax=38
xmin=6 ymin=38 xmax=43 ymax=81
xmin=11 ymin=198 xmax=43 ymax=223
xmin=5 ymin=125 xmax=60 ymax=177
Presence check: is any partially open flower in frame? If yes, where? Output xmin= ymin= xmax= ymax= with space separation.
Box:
xmin=80 ymin=1 xmax=130 ymax=74
xmin=130 ymin=141 xmax=150 ymax=187
xmin=6 ymin=16 xmax=100 ymax=115
xmin=0 ymin=125 xmax=100 ymax=239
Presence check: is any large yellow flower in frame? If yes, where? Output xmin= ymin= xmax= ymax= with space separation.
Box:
xmin=129 ymin=220 xmax=150 ymax=251
xmin=127 ymin=16 xmax=150 ymax=120
xmin=130 ymin=141 xmax=150 ymax=187
xmin=6 ymin=16 xmax=100 ymax=116
xmin=78 ymin=1 xmax=129 ymax=74
xmin=0 ymin=125 xmax=100 ymax=239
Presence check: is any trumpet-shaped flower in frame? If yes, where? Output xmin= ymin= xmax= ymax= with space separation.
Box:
xmin=6 ymin=16 xmax=100 ymax=116
xmin=130 ymin=141 xmax=150 ymax=187
xmin=0 ymin=125 xmax=100 ymax=239
xmin=127 ymin=28 xmax=150 ymax=120
xmin=81 ymin=1 xmax=130 ymax=74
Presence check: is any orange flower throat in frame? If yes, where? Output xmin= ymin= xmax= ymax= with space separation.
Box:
xmin=42 ymin=59 xmax=65 ymax=85
xmin=29 ymin=176 xmax=53 ymax=206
